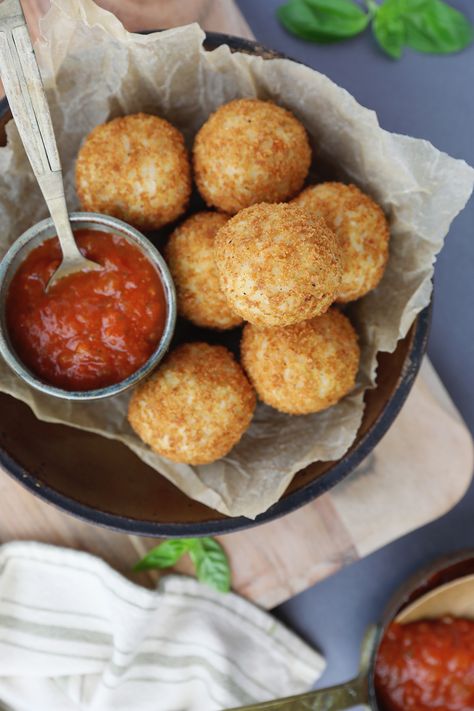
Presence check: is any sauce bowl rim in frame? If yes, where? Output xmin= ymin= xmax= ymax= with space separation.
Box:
xmin=0 ymin=211 xmax=177 ymax=400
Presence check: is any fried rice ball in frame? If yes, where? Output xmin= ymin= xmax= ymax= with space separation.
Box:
xmin=193 ymin=98 xmax=311 ymax=214
xmin=76 ymin=113 xmax=191 ymax=231
xmin=292 ymin=182 xmax=389 ymax=302
xmin=128 ymin=343 xmax=256 ymax=465
xmin=214 ymin=202 xmax=342 ymax=327
xmin=165 ymin=212 xmax=243 ymax=330
xmin=241 ymin=309 xmax=360 ymax=415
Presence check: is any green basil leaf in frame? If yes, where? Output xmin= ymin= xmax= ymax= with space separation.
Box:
xmin=404 ymin=0 xmax=473 ymax=54
xmin=373 ymin=0 xmax=473 ymax=58
xmin=277 ymin=0 xmax=370 ymax=43
xmin=397 ymin=0 xmax=433 ymax=11
xmin=277 ymin=11 xmax=348 ymax=43
xmin=189 ymin=538 xmax=231 ymax=593
xmin=304 ymin=0 xmax=369 ymax=20
xmin=277 ymin=1 xmax=347 ymax=42
xmin=372 ymin=0 xmax=406 ymax=58
xmin=134 ymin=539 xmax=194 ymax=571
xmin=134 ymin=537 xmax=232 ymax=594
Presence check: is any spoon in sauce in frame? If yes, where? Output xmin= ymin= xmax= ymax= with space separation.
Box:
xmin=0 ymin=0 xmax=176 ymax=400
xmin=0 ymin=0 xmax=101 ymax=289
xmin=395 ymin=573 xmax=474 ymax=623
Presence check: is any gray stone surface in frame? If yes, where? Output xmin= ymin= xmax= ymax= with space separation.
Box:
xmin=236 ymin=0 xmax=474 ymax=691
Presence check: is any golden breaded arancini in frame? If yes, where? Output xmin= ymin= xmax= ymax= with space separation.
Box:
xmin=128 ymin=343 xmax=256 ymax=465
xmin=214 ymin=203 xmax=342 ymax=327
xmin=241 ymin=309 xmax=360 ymax=415
xmin=193 ymin=98 xmax=311 ymax=214
xmin=292 ymin=182 xmax=389 ymax=302
xmin=165 ymin=212 xmax=243 ymax=330
xmin=76 ymin=113 xmax=191 ymax=231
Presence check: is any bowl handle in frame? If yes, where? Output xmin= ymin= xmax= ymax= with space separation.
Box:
xmin=228 ymin=626 xmax=378 ymax=710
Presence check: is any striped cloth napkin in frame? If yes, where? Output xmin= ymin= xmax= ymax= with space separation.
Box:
xmin=0 ymin=542 xmax=324 ymax=710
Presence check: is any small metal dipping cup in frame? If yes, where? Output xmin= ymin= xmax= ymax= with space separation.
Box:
xmin=0 ymin=212 xmax=177 ymax=401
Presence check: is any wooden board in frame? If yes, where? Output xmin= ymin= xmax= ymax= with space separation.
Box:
xmin=0 ymin=0 xmax=472 ymax=608
xmin=1 ymin=358 xmax=472 ymax=608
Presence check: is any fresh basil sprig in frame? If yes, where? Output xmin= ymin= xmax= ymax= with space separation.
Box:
xmin=134 ymin=537 xmax=231 ymax=593
xmin=277 ymin=0 xmax=371 ymax=44
xmin=277 ymin=0 xmax=473 ymax=59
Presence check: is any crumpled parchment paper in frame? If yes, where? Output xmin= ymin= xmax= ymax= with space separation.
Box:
xmin=0 ymin=0 xmax=472 ymax=518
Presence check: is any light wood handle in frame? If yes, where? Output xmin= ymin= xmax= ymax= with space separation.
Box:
xmin=0 ymin=0 xmax=60 ymax=179
xmin=0 ymin=0 xmax=81 ymax=261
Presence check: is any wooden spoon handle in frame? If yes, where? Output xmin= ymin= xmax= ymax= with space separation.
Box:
xmin=0 ymin=0 xmax=82 ymax=262
xmin=0 ymin=0 xmax=60 ymax=179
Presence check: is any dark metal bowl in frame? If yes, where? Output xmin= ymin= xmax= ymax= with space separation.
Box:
xmin=0 ymin=32 xmax=431 ymax=537
xmin=232 ymin=550 xmax=474 ymax=710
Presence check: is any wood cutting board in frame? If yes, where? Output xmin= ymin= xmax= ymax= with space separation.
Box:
xmin=0 ymin=0 xmax=472 ymax=609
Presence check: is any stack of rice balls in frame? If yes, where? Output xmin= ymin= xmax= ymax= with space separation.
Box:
xmin=75 ymin=99 xmax=390 ymax=465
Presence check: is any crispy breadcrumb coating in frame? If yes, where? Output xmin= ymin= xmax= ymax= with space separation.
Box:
xmin=193 ymin=98 xmax=311 ymax=214
xmin=128 ymin=343 xmax=256 ymax=465
xmin=214 ymin=202 xmax=342 ymax=327
xmin=241 ymin=309 xmax=360 ymax=415
xmin=292 ymin=182 xmax=389 ymax=302
xmin=165 ymin=212 xmax=242 ymax=330
xmin=76 ymin=113 xmax=191 ymax=231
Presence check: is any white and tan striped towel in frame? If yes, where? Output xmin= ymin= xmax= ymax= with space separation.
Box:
xmin=0 ymin=542 xmax=324 ymax=710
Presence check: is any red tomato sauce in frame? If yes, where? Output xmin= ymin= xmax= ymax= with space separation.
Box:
xmin=6 ymin=230 xmax=166 ymax=391
xmin=375 ymin=617 xmax=474 ymax=711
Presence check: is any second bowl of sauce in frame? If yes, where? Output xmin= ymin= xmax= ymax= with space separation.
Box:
xmin=375 ymin=616 xmax=474 ymax=711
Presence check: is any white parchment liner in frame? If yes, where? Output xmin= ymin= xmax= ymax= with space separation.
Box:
xmin=0 ymin=0 xmax=472 ymax=518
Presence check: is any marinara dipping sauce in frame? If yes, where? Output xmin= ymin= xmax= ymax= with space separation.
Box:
xmin=6 ymin=230 xmax=166 ymax=391
xmin=375 ymin=617 xmax=474 ymax=711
